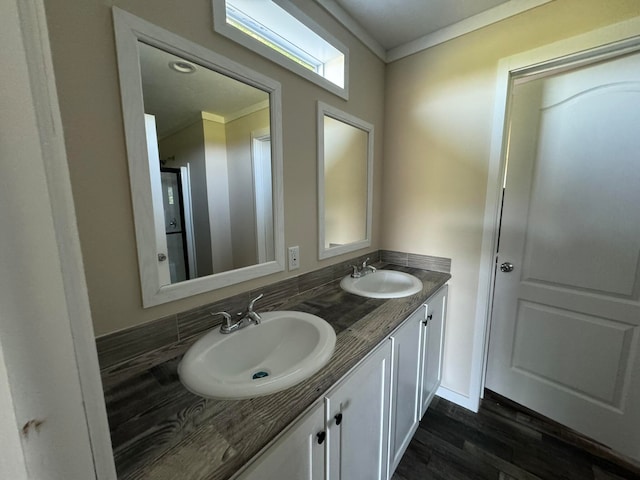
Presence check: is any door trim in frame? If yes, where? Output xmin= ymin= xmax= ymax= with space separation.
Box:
xmin=470 ymin=17 xmax=640 ymax=413
xmin=2 ymin=0 xmax=116 ymax=476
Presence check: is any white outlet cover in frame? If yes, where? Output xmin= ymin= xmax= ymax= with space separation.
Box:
xmin=288 ymin=246 xmax=300 ymax=270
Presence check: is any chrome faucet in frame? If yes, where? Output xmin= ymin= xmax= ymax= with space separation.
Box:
xmin=212 ymin=293 xmax=264 ymax=334
xmin=349 ymin=258 xmax=377 ymax=278
xmin=244 ymin=293 xmax=263 ymax=325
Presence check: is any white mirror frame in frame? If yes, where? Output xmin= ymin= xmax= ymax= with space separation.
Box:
xmin=113 ymin=8 xmax=285 ymax=307
xmin=317 ymin=101 xmax=373 ymax=260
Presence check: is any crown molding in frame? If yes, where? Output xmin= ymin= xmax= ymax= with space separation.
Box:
xmin=315 ymin=0 xmax=387 ymax=61
xmin=315 ymin=0 xmax=554 ymax=64
xmin=387 ymin=0 xmax=554 ymax=62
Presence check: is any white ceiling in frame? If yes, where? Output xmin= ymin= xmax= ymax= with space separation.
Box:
xmin=139 ymin=42 xmax=268 ymax=138
xmin=332 ymin=0 xmax=509 ymax=50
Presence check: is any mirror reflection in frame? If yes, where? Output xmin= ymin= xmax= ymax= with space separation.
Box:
xmin=323 ymin=115 xmax=368 ymax=248
xmin=139 ymin=42 xmax=274 ymax=284
xmin=318 ymin=102 xmax=373 ymax=259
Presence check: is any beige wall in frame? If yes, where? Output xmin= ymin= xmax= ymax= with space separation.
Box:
xmin=225 ymin=108 xmax=270 ymax=268
xmin=203 ymin=117 xmax=234 ymax=273
xmin=43 ymin=0 xmax=385 ymax=336
xmin=383 ymin=0 xmax=640 ymax=397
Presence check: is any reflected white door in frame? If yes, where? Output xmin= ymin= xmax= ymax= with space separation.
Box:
xmin=144 ymin=114 xmax=171 ymax=285
xmin=252 ymin=130 xmax=274 ymax=263
xmin=486 ymin=50 xmax=640 ymax=460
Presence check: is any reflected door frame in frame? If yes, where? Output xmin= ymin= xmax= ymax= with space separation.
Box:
xmin=160 ymin=167 xmax=192 ymax=282
xmin=251 ymin=127 xmax=273 ymax=264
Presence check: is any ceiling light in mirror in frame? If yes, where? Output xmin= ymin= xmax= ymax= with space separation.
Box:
xmin=317 ymin=102 xmax=373 ymax=260
xmin=168 ymin=60 xmax=196 ymax=74
xmin=113 ymin=8 xmax=284 ymax=307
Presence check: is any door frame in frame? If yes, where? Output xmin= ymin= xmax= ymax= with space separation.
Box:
xmin=1 ymin=0 xmax=116 ymax=477
xmin=470 ymin=18 xmax=640 ymax=412
xmin=160 ymin=167 xmax=191 ymax=282
xmin=251 ymin=127 xmax=273 ymax=264
xmin=180 ymin=165 xmax=198 ymax=278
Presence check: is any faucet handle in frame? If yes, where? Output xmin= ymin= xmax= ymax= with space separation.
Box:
xmin=362 ymin=257 xmax=370 ymax=268
xmin=350 ymin=265 xmax=359 ymax=276
xmin=247 ymin=293 xmax=264 ymax=312
xmin=211 ymin=311 xmax=232 ymax=327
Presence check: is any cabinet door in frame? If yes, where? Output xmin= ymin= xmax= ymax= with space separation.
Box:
xmin=326 ymin=341 xmax=392 ymax=480
xmin=237 ymin=401 xmax=325 ymax=480
xmin=388 ymin=306 xmax=424 ymax=475
xmin=420 ymin=285 xmax=448 ymax=418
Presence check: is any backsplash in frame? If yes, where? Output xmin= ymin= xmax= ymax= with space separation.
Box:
xmin=380 ymin=250 xmax=451 ymax=273
xmin=96 ymin=250 xmax=450 ymax=370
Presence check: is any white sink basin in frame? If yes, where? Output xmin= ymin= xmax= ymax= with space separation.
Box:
xmin=178 ymin=311 xmax=336 ymax=400
xmin=340 ymin=270 xmax=423 ymax=299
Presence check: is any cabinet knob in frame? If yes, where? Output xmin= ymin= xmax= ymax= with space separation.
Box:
xmin=423 ymin=314 xmax=433 ymax=326
xmin=334 ymin=413 xmax=343 ymax=426
xmin=316 ymin=431 xmax=326 ymax=444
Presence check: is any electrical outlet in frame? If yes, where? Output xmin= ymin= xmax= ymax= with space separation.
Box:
xmin=288 ymin=246 xmax=300 ymax=270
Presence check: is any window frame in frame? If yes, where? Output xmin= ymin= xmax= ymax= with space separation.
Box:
xmin=212 ymin=0 xmax=349 ymax=99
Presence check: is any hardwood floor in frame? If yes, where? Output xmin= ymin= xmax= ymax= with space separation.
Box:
xmin=392 ymin=391 xmax=640 ymax=480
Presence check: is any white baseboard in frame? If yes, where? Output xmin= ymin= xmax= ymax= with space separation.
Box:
xmin=436 ymin=385 xmax=480 ymax=413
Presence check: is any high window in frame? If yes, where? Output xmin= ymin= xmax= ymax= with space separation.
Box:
xmin=213 ymin=0 xmax=348 ymax=98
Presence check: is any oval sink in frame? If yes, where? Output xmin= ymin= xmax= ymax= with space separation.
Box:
xmin=178 ymin=311 xmax=336 ymax=400
xmin=340 ymin=270 xmax=423 ymax=299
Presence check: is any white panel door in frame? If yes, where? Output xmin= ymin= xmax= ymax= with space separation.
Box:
xmin=486 ymin=51 xmax=640 ymax=460
xmin=326 ymin=342 xmax=391 ymax=480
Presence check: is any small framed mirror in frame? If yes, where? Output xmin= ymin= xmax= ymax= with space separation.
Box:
xmin=317 ymin=102 xmax=373 ymax=260
xmin=113 ymin=9 xmax=284 ymax=307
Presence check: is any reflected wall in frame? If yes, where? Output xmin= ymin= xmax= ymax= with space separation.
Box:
xmin=323 ymin=116 xmax=368 ymax=248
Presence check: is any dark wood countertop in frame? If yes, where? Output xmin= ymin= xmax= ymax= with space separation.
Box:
xmin=106 ymin=265 xmax=450 ymax=480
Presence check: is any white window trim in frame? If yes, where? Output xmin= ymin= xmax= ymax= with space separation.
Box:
xmin=212 ymin=0 xmax=350 ymax=100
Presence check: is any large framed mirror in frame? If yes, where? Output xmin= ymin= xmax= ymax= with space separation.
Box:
xmin=113 ymin=9 xmax=284 ymax=307
xmin=317 ymin=102 xmax=373 ymax=259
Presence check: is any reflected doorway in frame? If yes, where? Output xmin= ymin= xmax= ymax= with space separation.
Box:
xmin=160 ymin=167 xmax=196 ymax=283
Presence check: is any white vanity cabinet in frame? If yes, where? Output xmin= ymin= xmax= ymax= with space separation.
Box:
xmin=388 ymin=284 xmax=448 ymax=476
xmin=326 ymin=341 xmax=392 ymax=480
xmin=237 ymin=284 xmax=447 ymax=480
xmin=236 ymin=401 xmax=325 ymax=480
xmin=419 ymin=285 xmax=447 ymax=418
xmin=388 ymin=305 xmax=424 ymax=473
xmin=236 ymin=342 xmax=392 ymax=480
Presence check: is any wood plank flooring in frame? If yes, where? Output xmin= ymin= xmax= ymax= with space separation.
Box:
xmin=392 ymin=391 xmax=640 ymax=480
